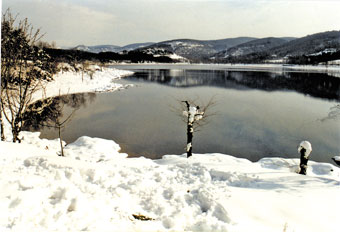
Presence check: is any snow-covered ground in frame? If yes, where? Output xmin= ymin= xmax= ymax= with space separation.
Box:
xmin=32 ymin=65 xmax=134 ymax=102
xmin=1 ymin=67 xmax=339 ymax=232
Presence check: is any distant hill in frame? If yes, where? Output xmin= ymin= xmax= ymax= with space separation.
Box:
xmin=72 ymin=42 xmax=154 ymax=53
xmin=120 ymin=42 xmax=155 ymax=51
xmin=67 ymin=31 xmax=340 ymax=64
xmin=214 ymin=37 xmax=289 ymax=59
xmin=269 ymin=30 xmax=340 ymax=57
xmin=72 ymin=45 xmax=121 ymax=53
xmin=214 ymin=31 xmax=340 ymax=63
xmin=136 ymin=37 xmax=256 ymax=61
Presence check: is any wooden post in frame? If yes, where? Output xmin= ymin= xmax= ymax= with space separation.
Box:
xmin=299 ymin=148 xmax=308 ymax=175
xmin=298 ymin=141 xmax=312 ymax=175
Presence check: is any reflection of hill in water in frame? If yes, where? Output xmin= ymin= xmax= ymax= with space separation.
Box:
xmin=127 ymin=70 xmax=340 ymax=101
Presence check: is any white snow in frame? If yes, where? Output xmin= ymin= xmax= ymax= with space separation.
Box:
xmin=328 ymin=59 xmax=340 ymax=65
xmin=298 ymin=141 xmax=312 ymax=158
xmin=168 ymin=53 xmax=187 ymax=61
xmin=308 ymin=48 xmax=337 ymax=56
xmin=183 ymin=105 xmax=204 ymax=124
xmin=188 ymin=106 xmax=197 ymax=123
xmin=186 ymin=142 xmax=192 ymax=152
xmin=1 ymin=138 xmax=339 ymax=232
xmin=333 ymin=156 xmax=340 ymax=162
xmin=32 ymin=66 xmax=133 ymax=102
xmin=1 ymin=66 xmax=339 ymax=232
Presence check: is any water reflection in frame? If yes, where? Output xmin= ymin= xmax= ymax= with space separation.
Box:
xmin=126 ymin=70 xmax=340 ymax=101
xmin=32 ymin=69 xmax=340 ymax=164
xmin=23 ymin=93 xmax=96 ymax=130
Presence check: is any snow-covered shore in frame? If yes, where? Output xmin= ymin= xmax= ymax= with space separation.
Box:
xmin=111 ymin=62 xmax=340 ymax=73
xmin=32 ymin=66 xmax=134 ymax=102
xmin=1 ymin=67 xmax=339 ymax=232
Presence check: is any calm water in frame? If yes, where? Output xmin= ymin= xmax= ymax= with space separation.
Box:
xmin=35 ymin=65 xmax=340 ymax=163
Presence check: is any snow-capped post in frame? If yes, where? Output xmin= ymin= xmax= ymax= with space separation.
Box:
xmin=298 ymin=141 xmax=312 ymax=175
xmin=182 ymin=101 xmax=204 ymax=158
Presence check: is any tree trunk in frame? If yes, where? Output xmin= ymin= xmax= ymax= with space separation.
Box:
xmin=0 ymin=104 xmax=5 ymax=141
xmin=186 ymin=122 xmax=193 ymax=158
xmin=299 ymin=148 xmax=308 ymax=175
xmin=12 ymin=128 xmax=19 ymax=143
xmin=12 ymin=117 xmax=21 ymax=143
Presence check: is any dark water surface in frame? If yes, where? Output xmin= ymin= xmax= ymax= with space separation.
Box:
xmin=36 ymin=65 xmax=340 ymax=163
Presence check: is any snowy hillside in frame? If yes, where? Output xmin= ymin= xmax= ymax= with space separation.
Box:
xmin=137 ymin=37 xmax=256 ymax=61
xmin=72 ymin=42 xmax=155 ymax=54
xmin=73 ymin=45 xmax=122 ymax=53
xmin=1 ymin=66 xmax=339 ymax=232
xmin=140 ymin=47 xmax=188 ymax=62
xmin=70 ymin=31 xmax=340 ymax=64
xmin=269 ymin=30 xmax=340 ymax=57
xmin=214 ymin=37 xmax=288 ymax=59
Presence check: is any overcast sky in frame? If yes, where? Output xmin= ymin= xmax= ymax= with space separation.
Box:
xmin=2 ymin=0 xmax=340 ymax=47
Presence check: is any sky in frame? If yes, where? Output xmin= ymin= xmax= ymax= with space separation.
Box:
xmin=2 ymin=0 xmax=340 ymax=47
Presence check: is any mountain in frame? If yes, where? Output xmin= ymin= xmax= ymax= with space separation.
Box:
xmin=73 ymin=45 xmax=121 ymax=53
xmin=214 ymin=37 xmax=289 ymax=59
xmin=136 ymin=37 xmax=256 ymax=61
xmin=69 ymin=31 xmax=340 ymax=64
xmin=120 ymin=42 xmax=155 ymax=51
xmin=72 ymin=42 xmax=155 ymax=53
xmin=269 ymin=30 xmax=340 ymax=57
xmin=213 ymin=31 xmax=340 ymax=63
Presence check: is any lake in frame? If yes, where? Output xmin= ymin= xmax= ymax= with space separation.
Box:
xmin=34 ymin=65 xmax=340 ymax=163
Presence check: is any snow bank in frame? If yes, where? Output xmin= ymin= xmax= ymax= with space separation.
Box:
xmin=64 ymin=136 xmax=128 ymax=162
xmin=1 ymin=135 xmax=339 ymax=232
xmin=32 ymin=67 xmax=133 ymax=102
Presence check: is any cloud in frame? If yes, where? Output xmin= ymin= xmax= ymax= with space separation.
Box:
xmin=3 ymin=0 xmax=340 ymax=47
xmin=3 ymin=0 xmax=117 ymax=46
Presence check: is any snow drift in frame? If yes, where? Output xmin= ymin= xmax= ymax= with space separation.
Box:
xmin=1 ymin=134 xmax=339 ymax=232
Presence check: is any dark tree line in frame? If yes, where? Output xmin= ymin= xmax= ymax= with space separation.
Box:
xmin=214 ymin=50 xmax=340 ymax=65
xmin=43 ymin=48 xmax=175 ymax=64
xmin=288 ymin=50 xmax=340 ymax=65
xmin=215 ymin=52 xmax=271 ymax=64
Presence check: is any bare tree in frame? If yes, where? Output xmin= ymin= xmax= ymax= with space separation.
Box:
xmin=1 ymin=10 xmax=56 ymax=142
xmin=180 ymin=98 xmax=216 ymax=158
xmin=51 ymin=110 xmax=76 ymax=157
xmin=22 ymin=93 xmax=93 ymax=156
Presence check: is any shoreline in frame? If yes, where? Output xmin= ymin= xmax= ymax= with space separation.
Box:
xmin=109 ymin=62 xmax=340 ymax=73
